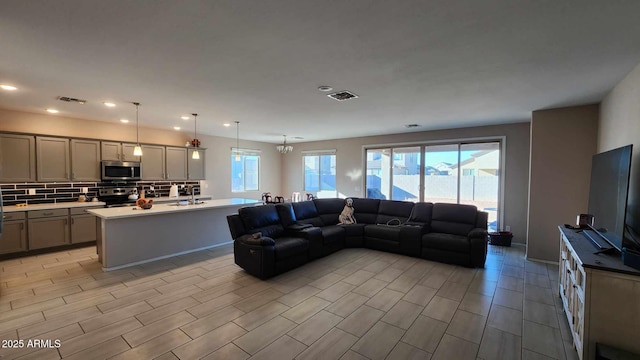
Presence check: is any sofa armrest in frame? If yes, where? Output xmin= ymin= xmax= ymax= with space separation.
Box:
xmin=237 ymin=233 xmax=276 ymax=246
xmin=468 ymin=228 xmax=488 ymax=267
xmin=468 ymin=228 xmax=488 ymax=239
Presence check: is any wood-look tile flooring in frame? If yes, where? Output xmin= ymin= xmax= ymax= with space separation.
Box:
xmin=0 ymin=244 xmax=578 ymax=360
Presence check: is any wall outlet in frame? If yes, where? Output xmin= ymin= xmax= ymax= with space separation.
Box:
xmin=150 ymin=185 xmax=154 ymax=191
xmin=81 ymin=187 xmax=89 ymax=193
xmin=28 ymin=188 xmax=36 ymax=195
xmin=505 ymin=225 xmax=511 ymax=232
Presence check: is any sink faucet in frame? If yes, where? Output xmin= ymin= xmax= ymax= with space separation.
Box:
xmin=187 ymin=185 xmax=194 ymax=205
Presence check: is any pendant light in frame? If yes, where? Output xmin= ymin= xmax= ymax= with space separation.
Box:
xmin=133 ymin=102 xmax=143 ymax=156
xmin=234 ymin=121 xmax=241 ymax=161
xmin=191 ymin=113 xmax=200 ymax=160
xmin=276 ymin=135 xmax=293 ymax=154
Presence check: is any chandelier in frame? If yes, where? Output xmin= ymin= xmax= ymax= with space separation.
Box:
xmin=276 ymin=135 xmax=293 ymax=154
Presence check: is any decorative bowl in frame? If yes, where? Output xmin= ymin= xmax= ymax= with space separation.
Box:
xmin=140 ymin=203 xmax=153 ymax=210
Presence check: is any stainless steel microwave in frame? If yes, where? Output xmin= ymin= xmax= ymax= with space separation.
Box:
xmin=101 ymin=161 xmax=142 ymax=181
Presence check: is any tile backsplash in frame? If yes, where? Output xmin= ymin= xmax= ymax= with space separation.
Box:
xmin=0 ymin=181 xmax=200 ymax=206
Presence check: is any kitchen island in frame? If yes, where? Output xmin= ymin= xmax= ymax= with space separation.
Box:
xmin=87 ymin=198 xmax=260 ymax=271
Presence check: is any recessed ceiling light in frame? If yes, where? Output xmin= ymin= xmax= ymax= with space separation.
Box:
xmin=120 ymin=119 xmax=129 ymax=123
xmin=104 ymin=102 xmax=116 ymax=107
xmin=318 ymin=86 xmax=333 ymax=92
xmin=1 ymin=84 xmax=18 ymax=91
xmin=46 ymin=108 xmax=59 ymax=114
xmin=173 ymin=126 xmax=181 ymax=130
xmin=181 ymin=116 xmax=190 ymax=120
xmin=223 ymin=123 xmax=231 ymax=127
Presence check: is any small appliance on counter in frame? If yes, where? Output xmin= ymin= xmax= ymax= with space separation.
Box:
xmin=169 ymin=184 xmax=179 ymax=198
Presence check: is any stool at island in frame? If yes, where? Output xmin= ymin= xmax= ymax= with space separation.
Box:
xmin=558 ymin=227 xmax=640 ymax=360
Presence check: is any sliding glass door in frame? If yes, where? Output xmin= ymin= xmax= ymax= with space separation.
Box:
xmin=366 ymin=140 xmax=501 ymax=230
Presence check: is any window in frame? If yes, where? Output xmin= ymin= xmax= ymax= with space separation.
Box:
xmin=231 ymin=150 xmax=260 ymax=192
xmin=303 ymin=152 xmax=336 ymax=198
xmin=366 ymin=140 xmax=502 ymax=231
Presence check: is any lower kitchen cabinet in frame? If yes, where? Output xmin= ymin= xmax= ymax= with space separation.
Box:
xmin=70 ymin=207 xmax=100 ymax=244
xmin=28 ymin=209 xmax=70 ymax=250
xmin=0 ymin=212 xmax=27 ymax=255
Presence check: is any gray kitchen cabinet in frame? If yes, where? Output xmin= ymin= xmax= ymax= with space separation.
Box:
xmin=141 ymin=145 xmax=166 ymax=180
xmin=188 ymin=148 xmax=206 ymax=180
xmin=28 ymin=209 xmax=70 ymax=250
xmin=71 ymin=139 xmax=101 ymax=181
xmin=101 ymin=141 xmax=141 ymax=162
xmin=166 ymin=147 xmax=187 ymax=180
xmin=0 ymin=134 xmax=36 ymax=182
xmin=36 ymin=137 xmax=70 ymax=181
xmin=70 ymin=207 xmax=99 ymax=244
xmin=0 ymin=212 xmax=27 ymax=254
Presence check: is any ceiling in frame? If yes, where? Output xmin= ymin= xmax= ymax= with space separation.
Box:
xmin=2 ymin=1 xmax=640 ymax=144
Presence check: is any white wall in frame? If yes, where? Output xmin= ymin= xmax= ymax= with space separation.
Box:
xmin=599 ymin=61 xmax=640 ymax=236
xmin=282 ymin=122 xmax=531 ymax=244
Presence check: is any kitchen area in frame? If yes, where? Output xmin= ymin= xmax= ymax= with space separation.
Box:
xmin=0 ymin=128 xmax=261 ymax=270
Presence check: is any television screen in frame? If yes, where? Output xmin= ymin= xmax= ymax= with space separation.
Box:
xmin=587 ymin=144 xmax=633 ymax=251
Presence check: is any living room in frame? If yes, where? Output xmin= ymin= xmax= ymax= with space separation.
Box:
xmin=2 ymin=1 xmax=640 ymax=359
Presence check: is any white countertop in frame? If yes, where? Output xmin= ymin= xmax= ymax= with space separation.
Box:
xmin=3 ymin=201 xmax=107 ymax=213
xmin=87 ymin=198 xmax=260 ymax=219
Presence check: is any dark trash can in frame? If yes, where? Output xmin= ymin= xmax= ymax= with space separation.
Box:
xmin=488 ymin=231 xmax=513 ymax=247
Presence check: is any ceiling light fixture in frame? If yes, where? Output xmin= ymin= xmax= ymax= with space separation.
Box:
xmin=191 ymin=113 xmax=200 ymax=160
xmin=276 ymin=135 xmax=293 ymax=154
xmin=120 ymin=119 xmax=129 ymax=123
xmin=132 ymin=102 xmax=143 ymax=156
xmin=46 ymin=108 xmax=59 ymax=114
xmin=1 ymin=84 xmax=18 ymax=91
xmin=173 ymin=126 xmax=181 ymax=130
xmin=181 ymin=115 xmax=190 ymax=120
xmin=234 ymin=121 xmax=240 ymax=161
xmin=223 ymin=123 xmax=231 ymax=127
xmin=104 ymin=102 xmax=116 ymax=107
xmin=318 ymin=85 xmax=333 ymax=92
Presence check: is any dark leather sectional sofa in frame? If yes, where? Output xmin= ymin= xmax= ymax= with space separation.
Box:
xmin=226 ymin=198 xmax=489 ymax=279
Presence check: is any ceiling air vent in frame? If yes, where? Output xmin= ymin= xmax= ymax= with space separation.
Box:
xmin=405 ymin=124 xmax=420 ymax=128
xmin=327 ymin=91 xmax=358 ymax=101
xmin=57 ymin=96 xmax=87 ymax=104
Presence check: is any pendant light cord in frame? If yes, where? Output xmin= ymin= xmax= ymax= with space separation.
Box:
xmin=192 ymin=113 xmax=198 ymax=144
xmin=133 ymin=102 xmax=140 ymax=144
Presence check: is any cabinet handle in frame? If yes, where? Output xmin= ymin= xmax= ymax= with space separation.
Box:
xmin=71 ymin=218 xmax=75 ymax=225
xmin=64 ymin=219 xmax=68 ymax=225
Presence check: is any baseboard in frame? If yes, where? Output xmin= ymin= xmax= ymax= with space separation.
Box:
xmin=525 ymin=256 xmax=559 ymax=265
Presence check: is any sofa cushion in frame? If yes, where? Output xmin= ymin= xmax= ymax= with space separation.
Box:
xmin=342 ymin=223 xmax=366 ymax=237
xmin=409 ymin=202 xmax=434 ymax=226
xmin=352 ymin=198 xmax=380 ymax=224
xmin=376 ymin=200 xmax=415 ymax=225
xmin=430 ymin=203 xmax=477 ymax=236
xmin=239 ymin=205 xmax=285 ymax=238
xmin=365 ymin=225 xmax=402 ymax=242
xmin=423 ymin=232 xmax=469 ymax=253
xmin=314 ymin=198 xmax=345 ymax=225
xmin=292 ymin=201 xmax=324 ymax=227
xmin=274 ymin=237 xmax=309 ymax=260
xmin=320 ymin=225 xmax=346 ymax=244
xmin=276 ymin=203 xmax=297 ymax=227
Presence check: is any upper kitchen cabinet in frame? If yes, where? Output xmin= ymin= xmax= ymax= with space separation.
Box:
xmin=70 ymin=139 xmax=100 ymax=181
xmin=141 ymin=144 xmax=166 ymax=180
xmin=188 ymin=148 xmax=206 ymax=180
xmin=101 ymin=141 xmax=141 ymax=162
xmin=0 ymin=134 xmax=36 ymax=182
xmin=36 ymin=137 xmax=70 ymax=182
xmin=166 ymin=147 xmax=187 ymax=180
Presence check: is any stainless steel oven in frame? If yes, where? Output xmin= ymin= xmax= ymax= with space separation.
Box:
xmin=101 ymin=161 xmax=142 ymax=181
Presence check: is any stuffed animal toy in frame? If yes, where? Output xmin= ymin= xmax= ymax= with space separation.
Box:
xmin=338 ymin=198 xmax=356 ymax=224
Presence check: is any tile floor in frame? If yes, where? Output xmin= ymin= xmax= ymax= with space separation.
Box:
xmin=0 ymin=243 xmax=578 ymax=359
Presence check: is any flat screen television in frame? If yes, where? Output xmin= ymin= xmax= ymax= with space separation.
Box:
xmin=587 ymin=144 xmax=633 ymax=252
